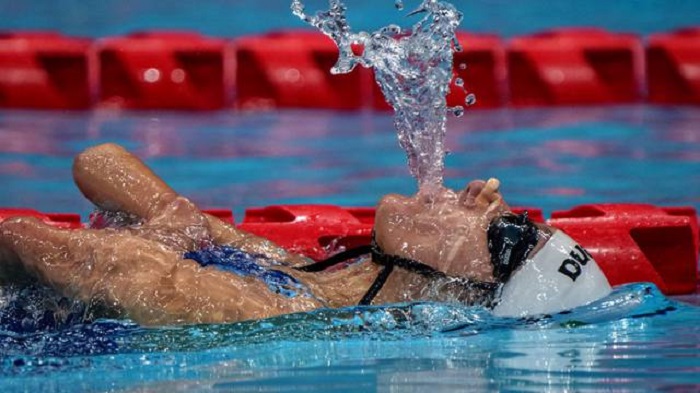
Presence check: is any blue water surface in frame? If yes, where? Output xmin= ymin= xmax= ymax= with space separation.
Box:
xmin=0 ymin=284 xmax=699 ymax=392
xmin=0 ymin=106 xmax=697 ymax=217
xmin=0 ymin=105 xmax=699 ymax=391
xmin=0 ymin=0 xmax=698 ymax=38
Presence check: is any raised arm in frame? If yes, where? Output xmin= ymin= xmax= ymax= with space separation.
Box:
xmin=73 ymin=143 xmax=309 ymax=264
xmin=0 ymin=143 xmax=324 ymax=325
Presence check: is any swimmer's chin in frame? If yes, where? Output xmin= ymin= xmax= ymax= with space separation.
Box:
xmin=416 ymin=183 xmax=451 ymax=200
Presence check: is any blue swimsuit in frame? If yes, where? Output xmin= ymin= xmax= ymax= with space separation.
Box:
xmin=184 ymin=245 xmax=312 ymax=298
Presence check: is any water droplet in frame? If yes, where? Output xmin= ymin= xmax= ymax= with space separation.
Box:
xmin=454 ymin=77 xmax=464 ymax=87
xmin=452 ymin=38 xmax=463 ymax=53
xmin=381 ymin=24 xmax=402 ymax=36
xmin=351 ymin=40 xmax=364 ymax=56
xmin=465 ymin=94 xmax=476 ymax=106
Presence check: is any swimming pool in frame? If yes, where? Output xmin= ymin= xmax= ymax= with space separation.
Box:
xmin=2 ymin=0 xmax=698 ymax=38
xmin=1 ymin=105 xmax=699 ymax=391
xmin=1 ymin=105 xmax=698 ymax=217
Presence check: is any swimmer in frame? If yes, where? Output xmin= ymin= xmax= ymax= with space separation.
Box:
xmin=0 ymin=144 xmax=612 ymax=325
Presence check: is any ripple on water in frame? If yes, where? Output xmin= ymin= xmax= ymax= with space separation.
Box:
xmin=2 ymin=283 xmax=700 ymax=392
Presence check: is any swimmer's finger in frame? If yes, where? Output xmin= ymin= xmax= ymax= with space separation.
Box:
xmin=475 ymin=178 xmax=511 ymax=215
xmin=474 ymin=178 xmax=501 ymax=207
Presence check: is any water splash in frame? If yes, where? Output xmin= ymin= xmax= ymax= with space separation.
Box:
xmin=3 ymin=284 xmax=697 ymax=391
xmin=0 ymin=283 xmax=677 ymax=365
xmin=291 ymin=0 xmax=464 ymax=191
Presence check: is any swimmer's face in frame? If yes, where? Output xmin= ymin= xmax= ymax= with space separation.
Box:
xmin=374 ymin=179 xmax=509 ymax=283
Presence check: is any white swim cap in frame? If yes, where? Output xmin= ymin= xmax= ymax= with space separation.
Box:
xmin=493 ymin=230 xmax=612 ymax=318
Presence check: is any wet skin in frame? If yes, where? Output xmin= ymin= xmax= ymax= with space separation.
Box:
xmin=0 ymin=144 xmax=511 ymax=325
xmin=375 ymin=178 xmax=509 ymax=283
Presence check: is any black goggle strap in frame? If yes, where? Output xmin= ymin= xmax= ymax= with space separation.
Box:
xmin=369 ymin=236 xmax=500 ymax=292
xmin=296 ymin=233 xmax=500 ymax=306
xmin=294 ymin=241 xmax=389 ymax=305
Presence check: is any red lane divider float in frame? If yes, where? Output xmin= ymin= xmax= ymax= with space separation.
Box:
xmin=238 ymin=204 xmax=697 ymax=295
xmin=0 ymin=204 xmax=700 ymax=295
xmin=202 ymin=209 xmax=235 ymax=224
xmin=239 ymin=205 xmax=373 ymax=261
xmin=0 ymin=208 xmax=83 ymax=229
xmin=0 ymin=31 xmax=92 ymax=109
xmin=508 ymin=28 xmax=643 ymax=106
xmin=233 ymin=30 xmax=372 ymax=110
xmin=549 ymin=204 xmax=699 ymax=295
xmin=239 ymin=205 xmax=543 ymax=261
xmin=0 ymin=204 xmax=697 ymax=295
xmin=97 ymin=31 xmax=232 ymax=110
xmin=1 ymin=27 xmax=700 ymax=110
xmin=647 ymin=28 xmax=700 ymax=105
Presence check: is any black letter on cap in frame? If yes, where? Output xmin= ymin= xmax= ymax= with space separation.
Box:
xmin=569 ymin=245 xmax=591 ymax=266
xmin=558 ymin=259 xmax=582 ymax=281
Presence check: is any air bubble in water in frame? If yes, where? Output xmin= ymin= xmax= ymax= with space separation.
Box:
xmin=395 ymin=0 xmax=404 ymax=10
xmin=454 ymin=77 xmax=464 ymax=87
xmin=465 ymin=93 xmax=476 ymax=106
xmin=381 ymin=24 xmax=402 ymax=35
xmin=452 ymin=106 xmax=464 ymax=117
xmin=459 ymin=63 xmax=467 ymax=70
xmin=452 ymin=38 xmax=463 ymax=53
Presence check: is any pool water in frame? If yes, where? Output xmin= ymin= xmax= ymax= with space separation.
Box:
xmin=1 ymin=0 xmax=698 ymax=38
xmin=1 ymin=105 xmax=700 ymax=391
xmin=0 ymin=106 xmax=698 ymax=217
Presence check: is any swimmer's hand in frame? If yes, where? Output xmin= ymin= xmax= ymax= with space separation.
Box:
xmin=0 ymin=144 xmax=320 ymax=325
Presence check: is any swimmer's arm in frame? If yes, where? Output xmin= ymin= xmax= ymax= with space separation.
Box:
xmin=205 ymin=215 xmax=314 ymax=267
xmin=0 ymin=217 xmax=322 ymax=325
xmin=73 ymin=144 xmax=311 ymax=268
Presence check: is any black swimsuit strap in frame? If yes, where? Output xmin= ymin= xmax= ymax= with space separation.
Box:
xmin=296 ymin=233 xmax=500 ymax=306
xmin=358 ymin=264 xmax=394 ymax=305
